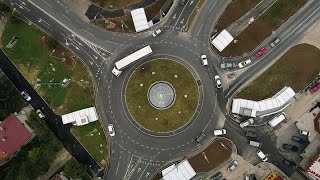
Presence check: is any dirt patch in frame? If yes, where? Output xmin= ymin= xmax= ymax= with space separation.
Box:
xmin=91 ymin=0 xmax=140 ymax=9
xmin=298 ymin=19 xmax=320 ymax=49
xmin=188 ymin=139 xmax=232 ymax=172
xmin=216 ymin=0 xmax=307 ymax=57
xmin=238 ymin=43 xmax=320 ymax=100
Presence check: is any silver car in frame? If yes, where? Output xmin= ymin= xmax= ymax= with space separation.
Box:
xmin=21 ymin=91 xmax=31 ymax=101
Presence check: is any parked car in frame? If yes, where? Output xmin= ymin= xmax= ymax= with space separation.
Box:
xmin=270 ymin=37 xmax=281 ymax=47
xmin=220 ymin=62 xmax=236 ymax=69
xmin=152 ymin=29 xmax=162 ymax=37
xmin=255 ymin=47 xmax=267 ymax=57
xmin=238 ymin=59 xmax=252 ymax=68
xmin=240 ymin=118 xmax=254 ymax=128
xmin=201 ymin=55 xmax=208 ymax=66
xmin=214 ymin=75 xmax=222 ymax=88
xmin=21 ymin=91 xmax=31 ymax=101
xmin=195 ymin=132 xmax=206 ymax=143
xmin=291 ymin=136 xmax=306 ymax=144
xmin=282 ymin=144 xmax=298 ymax=152
xmin=227 ymin=160 xmax=239 ymax=172
xmin=310 ymin=82 xmax=320 ymax=94
xmin=213 ymin=129 xmax=226 ymax=136
xmin=210 ymin=171 xmax=222 ymax=180
xmin=256 ymin=150 xmax=268 ymax=162
xmin=249 ymin=140 xmax=261 ymax=148
xmin=36 ymin=109 xmax=45 ymax=119
xmin=179 ymin=0 xmax=186 ymax=5
xmin=245 ymin=131 xmax=257 ymax=138
xmin=108 ymin=124 xmax=115 ymax=137
xmin=300 ymin=130 xmax=310 ymax=136
xmin=282 ymin=159 xmax=296 ymax=166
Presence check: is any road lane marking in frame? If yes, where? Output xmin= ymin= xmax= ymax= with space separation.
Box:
xmin=40 ymin=0 xmax=52 ymax=7
xmin=82 ymin=29 xmax=95 ymax=36
xmin=209 ymin=1 xmax=217 ymax=12
xmin=62 ymin=14 xmax=71 ymax=21
xmin=197 ymin=24 xmax=203 ymax=36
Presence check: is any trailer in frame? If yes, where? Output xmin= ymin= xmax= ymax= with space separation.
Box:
xmin=112 ymin=45 xmax=153 ymax=77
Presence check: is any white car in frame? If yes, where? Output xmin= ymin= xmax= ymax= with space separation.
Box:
xmin=238 ymin=59 xmax=252 ymax=68
xmin=108 ymin=124 xmax=115 ymax=137
xmin=214 ymin=75 xmax=222 ymax=88
xmin=257 ymin=150 xmax=268 ymax=162
xmin=21 ymin=91 xmax=31 ymax=101
xmin=213 ymin=129 xmax=226 ymax=136
xmin=152 ymin=29 xmax=162 ymax=37
xmin=36 ymin=109 xmax=45 ymax=119
xmin=299 ymin=130 xmax=310 ymax=136
xmin=201 ymin=55 xmax=208 ymax=66
xmin=240 ymin=118 xmax=254 ymax=128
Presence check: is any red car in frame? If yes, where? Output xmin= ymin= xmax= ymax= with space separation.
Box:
xmin=255 ymin=47 xmax=267 ymax=57
xmin=310 ymin=82 xmax=320 ymax=94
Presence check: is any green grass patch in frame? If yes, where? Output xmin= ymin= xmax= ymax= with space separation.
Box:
xmin=238 ymin=44 xmax=320 ymax=100
xmin=1 ymin=16 xmax=94 ymax=115
xmin=71 ymin=121 xmax=108 ymax=166
xmin=126 ymin=59 xmax=199 ymax=132
xmin=61 ymin=158 xmax=90 ymax=180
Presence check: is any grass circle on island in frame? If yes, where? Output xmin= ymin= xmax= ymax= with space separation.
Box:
xmin=125 ymin=59 xmax=200 ymax=132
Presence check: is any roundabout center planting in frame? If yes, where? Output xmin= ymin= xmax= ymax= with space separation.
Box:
xmin=125 ymin=59 xmax=199 ymax=132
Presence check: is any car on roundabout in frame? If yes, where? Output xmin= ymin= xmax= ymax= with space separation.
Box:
xmin=214 ymin=75 xmax=222 ymax=89
xmin=195 ymin=132 xmax=206 ymax=143
xmin=152 ymin=29 xmax=162 ymax=37
xmin=201 ymin=55 xmax=208 ymax=66
xmin=213 ymin=129 xmax=226 ymax=136
xmin=108 ymin=124 xmax=115 ymax=137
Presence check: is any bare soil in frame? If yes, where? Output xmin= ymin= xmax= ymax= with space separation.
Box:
xmin=238 ymin=44 xmax=320 ymax=100
xmin=188 ymin=139 xmax=232 ymax=172
xmin=217 ymin=0 xmax=307 ymax=57
xmin=90 ymin=0 xmax=140 ymax=9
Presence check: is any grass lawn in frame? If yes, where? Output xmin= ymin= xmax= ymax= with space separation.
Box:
xmin=91 ymin=0 xmax=140 ymax=9
xmin=217 ymin=0 xmax=306 ymax=57
xmin=71 ymin=121 xmax=108 ymax=166
xmin=188 ymin=139 xmax=232 ymax=173
xmin=1 ymin=16 xmax=95 ymax=115
xmin=125 ymin=59 xmax=199 ymax=132
xmin=186 ymin=0 xmax=207 ymax=28
xmin=61 ymin=158 xmax=90 ymax=180
xmin=238 ymin=44 xmax=320 ymax=100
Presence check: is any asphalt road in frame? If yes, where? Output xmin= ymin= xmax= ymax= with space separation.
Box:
xmin=4 ymin=0 xmax=320 ymax=179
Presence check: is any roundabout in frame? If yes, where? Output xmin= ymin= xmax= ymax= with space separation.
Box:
xmin=125 ymin=59 xmax=200 ymax=133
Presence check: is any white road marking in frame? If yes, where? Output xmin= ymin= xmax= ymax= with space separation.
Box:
xmin=82 ymin=29 xmax=95 ymax=36
xmin=209 ymin=1 xmax=217 ymax=12
xmin=197 ymin=24 xmax=203 ymax=36
xmin=115 ymin=161 xmax=120 ymax=175
xmin=62 ymin=14 xmax=71 ymax=21
xmin=40 ymin=0 xmax=52 ymax=7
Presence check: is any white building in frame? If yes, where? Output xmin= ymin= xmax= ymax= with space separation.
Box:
xmin=211 ymin=29 xmax=234 ymax=52
xmin=161 ymin=160 xmax=196 ymax=180
xmin=62 ymin=107 xmax=98 ymax=126
xmin=131 ymin=8 xmax=150 ymax=32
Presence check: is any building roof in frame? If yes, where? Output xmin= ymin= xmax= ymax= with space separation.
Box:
xmin=305 ymin=154 xmax=320 ymax=179
xmin=161 ymin=160 xmax=196 ymax=180
xmin=211 ymin=30 xmax=234 ymax=52
xmin=232 ymin=86 xmax=295 ymax=117
xmin=0 ymin=114 xmax=32 ymax=157
xmin=131 ymin=8 xmax=149 ymax=32
xmin=62 ymin=107 xmax=98 ymax=126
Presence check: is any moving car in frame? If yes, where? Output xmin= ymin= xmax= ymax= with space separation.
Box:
xmin=255 ymin=47 xmax=267 ymax=57
xmin=201 ymin=55 xmax=208 ymax=66
xmin=21 ymin=91 xmax=31 ymax=101
xmin=240 ymin=118 xmax=254 ymax=128
xmin=220 ymin=62 xmax=236 ymax=69
xmin=282 ymin=159 xmax=296 ymax=166
xmin=245 ymin=131 xmax=257 ymax=138
xmin=152 ymin=29 xmax=162 ymax=37
xmin=36 ymin=109 xmax=45 ymax=119
xmin=238 ymin=59 xmax=252 ymax=68
xmin=282 ymin=144 xmax=298 ymax=152
xmin=108 ymin=124 xmax=115 ymax=137
xmin=291 ymin=136 xmax=306 ymax=144
xmin=256 ymin=150 xmax=268 ymax=162
xmin=310 ymin=82 xmax=320 ymax=94
xmin=210 ymin=172 xmax=222 ymax=180
xmin=214 ymin=75 xmax=222 ymax=88
xmin=270 ymin=37 xmax=281 ymax=47
xmin=213 ymin=129 xmax=226 ymax=136
xmin=300 ymin=130 xmax=310 ymax=136
xmin=227 ymin=160 xmax=239 ymax=172
xmin=195 ymin=132 xmax=206 ymax=143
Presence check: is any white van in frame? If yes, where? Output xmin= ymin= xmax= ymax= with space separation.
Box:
xmin=268 ymin=112 xmax=286 ymax=127
xmin=249 ymin=140 xmax=261 ymax=148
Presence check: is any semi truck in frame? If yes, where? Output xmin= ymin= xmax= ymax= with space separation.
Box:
xmin=112 ymin=45 xmax=153 ymax=77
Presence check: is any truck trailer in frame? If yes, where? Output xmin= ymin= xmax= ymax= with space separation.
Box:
xmin=112 ymin=45 xmax=153 ymax=77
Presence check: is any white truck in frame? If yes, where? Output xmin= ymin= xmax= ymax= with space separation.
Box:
xmin=112 ymin=45 xmax=153 ymax=77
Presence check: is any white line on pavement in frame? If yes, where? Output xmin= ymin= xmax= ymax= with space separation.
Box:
xmin=82 ymin=29 xmax=95 ymax=36
xmin=40 ymin=0 xmax=52 ymax=7
xmin=197 ymin=24 xmax=203 ymax=36
xmin=209 ymin=1 xmax=217 ymax=12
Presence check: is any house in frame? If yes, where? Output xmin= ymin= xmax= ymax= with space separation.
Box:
xmin=0 ymin=114 xmax=33 ymax=165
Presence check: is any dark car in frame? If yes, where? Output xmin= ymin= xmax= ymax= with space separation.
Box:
xmin=179 ymin=0 xmax=187 ymax=5
xmin=220 ymin=62 xmax=236 ymax=69
xmin=282 ymin=144 xmax=298 ymax=151
xmin=291 ymin=136 xmax=306 ymax=144
xmin=210 ymin=171 xmax=222 ymax=180
xmin=282 ymin=159 xmax=296 ymax=166
xmin=245 ymin=131 xmax=257 ymax=138
xmin=195 ymin=132 xmax=206 ymax=143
